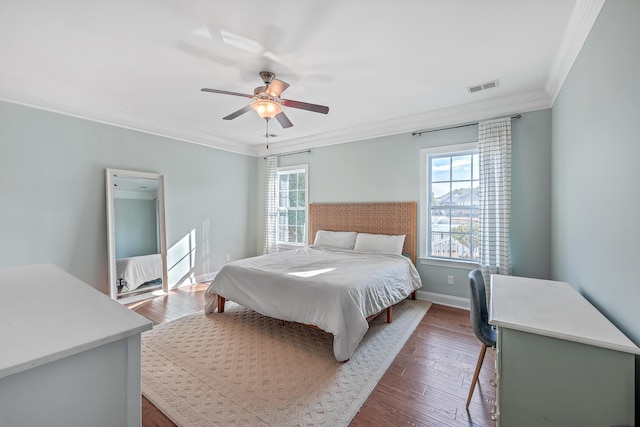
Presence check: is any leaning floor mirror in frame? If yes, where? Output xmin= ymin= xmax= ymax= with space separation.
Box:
xmin=106 ymin=168 xmax=168 ymax=302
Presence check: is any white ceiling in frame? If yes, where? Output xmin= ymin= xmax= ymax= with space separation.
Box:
xmin=0 ymin=1 xmax=603 ymax=157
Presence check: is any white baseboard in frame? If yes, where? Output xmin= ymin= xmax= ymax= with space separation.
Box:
xmin=416 ymin=290 xmax=470 ymax=310
xmin=194 ymin=272 xmax=218 ymax=284
xmin=167 ymin=272 xmax=218 ymax=290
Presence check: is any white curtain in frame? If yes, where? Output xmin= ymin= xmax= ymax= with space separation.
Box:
xmin=478 ymin=117 xmax=512 ymax=301
xmin=263 ymin=156 xmax=278 ymax=254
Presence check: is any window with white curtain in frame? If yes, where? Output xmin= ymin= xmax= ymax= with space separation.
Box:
xmin=277 ymin=164 xmax=308 ymax=246
xmin=420 ymin=143 xmax=479 ymax=263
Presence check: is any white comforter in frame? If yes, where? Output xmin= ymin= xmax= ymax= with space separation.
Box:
xmin=204 ymin=246 xmax=422 ymax=361
xmin=116 ymin=254 xmax=162 ymax=292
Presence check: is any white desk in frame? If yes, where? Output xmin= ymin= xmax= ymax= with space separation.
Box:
xmin=490 ymin=274 xmax=639 ymax=427
xmin=0 ymin=264 xmax=153 ymax=427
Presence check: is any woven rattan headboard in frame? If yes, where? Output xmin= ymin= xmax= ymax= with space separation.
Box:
xmin=308 ymin=202 xmax=417 ymax=264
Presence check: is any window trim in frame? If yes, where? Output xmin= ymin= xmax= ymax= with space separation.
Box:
xmin=419 ymin=143 xmax=478 ymax=262
xmin=276 ymin=164 xmax=309 ymax=247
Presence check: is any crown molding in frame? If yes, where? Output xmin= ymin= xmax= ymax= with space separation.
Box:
xmin=256 ymin=89 xmax=553 ymax=157
xmin=2 ymin=89 xmax=552 ymax=159
xmin=545 ymin=0 xmax=606 ymax=105
xmin=0 ymin=96 xmax=257 ymax=157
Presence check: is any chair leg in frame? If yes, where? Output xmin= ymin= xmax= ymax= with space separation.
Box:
xmin=466 ymin=343 xmax=488 ymax=409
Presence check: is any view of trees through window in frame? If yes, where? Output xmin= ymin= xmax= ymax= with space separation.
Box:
xmin=429 ymin=151 xmax=480 ymax=261
xmin=277 ymin=167 xmax=307 ymax=245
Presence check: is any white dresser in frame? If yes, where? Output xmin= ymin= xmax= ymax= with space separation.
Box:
xmin=489 ymin=274 xmax=639 ymax=426
xmin=0 ymin=264 xmax=152 ymax=427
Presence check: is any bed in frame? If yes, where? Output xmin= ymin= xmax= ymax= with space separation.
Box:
xmin=204 ymin=202 xmax=422 ymax=362
xmin=116 ymin=253 xmax=163 ymax=293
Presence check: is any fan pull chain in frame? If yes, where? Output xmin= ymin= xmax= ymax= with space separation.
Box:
xmin=265 ymin=118 xmax=270 ymax=149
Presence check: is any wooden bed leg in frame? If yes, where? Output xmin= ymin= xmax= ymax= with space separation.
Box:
xmin=386 ymin=306 xmax=393 ymax=323
xmin=411 ymin=290 xmax=417 ymax=300
xmin=218 ymin=295 xmax=226 ymax=313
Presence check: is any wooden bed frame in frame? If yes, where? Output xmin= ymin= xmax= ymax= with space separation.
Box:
xmin=217 ymin=201 xmax=418 ymax=325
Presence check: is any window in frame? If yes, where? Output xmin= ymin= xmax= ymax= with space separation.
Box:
xmin=421 ymin=144 xmax=479 ymax=262
xmin=277 ymin=165 xmax=308 ymax=246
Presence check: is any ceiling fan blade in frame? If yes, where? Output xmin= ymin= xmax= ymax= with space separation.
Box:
xmin=222 ymin=105 xmax=252 ymax=120
xmin=275 ymin=112 xmax=293 ymax=128
xmin=201 ymin=88 xmax=253 ymax=98
xmin=267 ymin=79 xmax=290 ymax=97
xmin=282 ymin=99 xmax=329 ymax=114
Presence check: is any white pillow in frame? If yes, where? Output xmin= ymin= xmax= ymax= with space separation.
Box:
xmin=313 ymin=230 xmax=357 ymax=249
xmin=353 ymin=233 xmax=406 ymax=255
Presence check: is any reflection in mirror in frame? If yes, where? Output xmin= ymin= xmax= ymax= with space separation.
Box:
xmin=106 ymin=169 xmax=168 ymax=302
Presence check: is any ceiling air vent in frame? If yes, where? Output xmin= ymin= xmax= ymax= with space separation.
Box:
xmin=468 ymin=79 xmax=499 ymax=94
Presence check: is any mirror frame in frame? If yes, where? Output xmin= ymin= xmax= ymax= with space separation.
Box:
xmin=106 ymin=168 xmax=168 ymax=300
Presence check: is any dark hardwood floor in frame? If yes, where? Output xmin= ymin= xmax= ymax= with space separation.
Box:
xmin=129 ymin=284 xmax=496 ymax=427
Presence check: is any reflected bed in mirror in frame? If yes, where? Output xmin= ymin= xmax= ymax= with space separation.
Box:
xmin=106 ymin=169 xmax=168 ymax=303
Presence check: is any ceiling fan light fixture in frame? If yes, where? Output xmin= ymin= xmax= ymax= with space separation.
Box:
xmin=251 ymin=98 xmax=282 ymax=119
xmin=202 ymin=71 xmax=328 ymax=127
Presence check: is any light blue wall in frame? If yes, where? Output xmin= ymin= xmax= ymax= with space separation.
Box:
xmin=258 ymin=109 xmax=552 ymax=299
xmin=550 ymin=0 xmax=640 ymax=415
xmin=510 ymin=111 xmax=553 ymax=280
xmin=0 ymin=101 xmax=257 ymax=294
xmin=0 ymin=87 xmax=552 ymax=305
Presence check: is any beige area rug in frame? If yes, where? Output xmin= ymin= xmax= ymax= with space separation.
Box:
xmin=141 ymin=299 xmax=431 ymax=426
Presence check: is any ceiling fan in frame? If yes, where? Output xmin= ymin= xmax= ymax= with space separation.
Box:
xmin=201 ymin=71 xmax=329 ymax=129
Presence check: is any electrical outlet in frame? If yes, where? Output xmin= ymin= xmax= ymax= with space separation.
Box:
xmin=226 ymin=254 xmax=231 ymax=262
xmin=447 ymin=275 xmax=454 ymax=285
